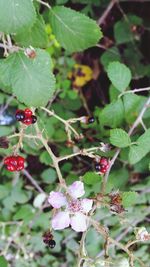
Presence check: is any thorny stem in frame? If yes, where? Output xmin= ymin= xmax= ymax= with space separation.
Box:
xmin=126 ymin=239 xmax=145 ymax=249
xmin=34 ymin=121 xmax=66 ymax=188
xmin=0 ymin=42 xmax=21 ymax=53
xmin=91 ymin=219 xmax=146 ymax=267
xmin=58 ymin=146 xmax=102 ymax=162
xmin=41 ymin=107 xmax=81 ymax=141
xmin=13 ymin=124 xmax=26 ymax=155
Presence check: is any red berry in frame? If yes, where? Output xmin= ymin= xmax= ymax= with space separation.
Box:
xmin=6 ymin=164 xmax=16 ymax=172
xmin=4 ymin=155 xmax=25 ymax=172
xmin=100 ymin=157 xmax=108 ymax=166
xmin=9 ymin=157 xmax=18 ymax=167
xmin=4 ymin=157 xmax=11 ymax=165
xmin=100 ymin=166 xmax=108 ymax=174
xmin=23 ymin=117 xmax=32 ymax=125
xmin=24 ymin=108 xmax=32 ymax=117
xmin=17 ymin=156 xmax=25 ymax=166
xmin=16 ymin=165 xmax=24 ymax=171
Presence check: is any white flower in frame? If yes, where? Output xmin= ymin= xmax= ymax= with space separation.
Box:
xmin=48 ymin=181 xmax=93 ymax=232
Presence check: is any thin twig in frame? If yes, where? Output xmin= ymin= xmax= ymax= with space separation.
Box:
xmin=97 ymin=0 xmax=116 ymax=25
xmin=58 ymin=146 xmax=101 ymax=162
xmin=22 ymin=169 xmax=44 ymax=193
xmin=128 ymin=96 xmax=150 ymax=135
xmin=41 ymin=107 xmax=81 ymax=140
xmin=119 ymin=87 xmax=150 ymax=98
xmin=36 ymin=0 xmax=51 ymax=9
xmin=0 ymin=42 xmax=21 ymax=53
xmin=33 ymin=120 xmax=66 ymax=187
xmin=91 ymin=219 xmax=146 ymax=267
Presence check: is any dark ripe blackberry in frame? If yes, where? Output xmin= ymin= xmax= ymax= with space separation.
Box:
xmin=88 ymin=117 xmax=95 ymax=123
xmin=31 ymin=115 xmax=37 ymax=124
xmin=95 ymin=163 xmax=101 ymax=172
xmin=15 ymin=110 xmax=25 ymax=121
xmin=48 ymin=240 xmax=56 ymax=248
xmin=43 ymin=231 xmax=53 ymax=244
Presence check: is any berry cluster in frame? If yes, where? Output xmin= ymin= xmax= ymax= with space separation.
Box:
xmin=43 ymin=231 xmax=56 ymax=249
xmin=95 ymin=157 xmax=109 ymax=174
xmin=4 ymin=156 xmax=25 ymax=172
xmin=15 ymin=108 xmax=37 ymax=125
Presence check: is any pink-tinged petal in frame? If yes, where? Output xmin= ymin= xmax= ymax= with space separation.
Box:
xmin=48 ymin=191 xmax=67 ymax=208
xmin=52 ymin=211 xmax=70 ymax=230
xmin=68 ymin=181 xmax=85 ymax=199
xmin=81 ymin=198 xmax=93 ymax=213
xmin=70 ymin=212 xmax=88 ymax=232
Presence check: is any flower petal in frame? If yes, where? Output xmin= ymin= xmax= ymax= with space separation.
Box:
xmin=70 ymin=212 xmax=88 ymax=232
xmin=48 ymin=191 xmax=67 ymax=208
xmin=52 ymin=211 xmax=70 ymax=230
xmin=81 ymin=198 xmax=93 ymax=213
xmin=68 ymin=181 xmax=85 ymax=199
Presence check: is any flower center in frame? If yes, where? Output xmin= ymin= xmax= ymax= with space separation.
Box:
xmin=69 ymin=199 xmax=82 ymax=213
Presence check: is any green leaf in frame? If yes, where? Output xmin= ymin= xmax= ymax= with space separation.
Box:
xmin=0 ymin=185 xmax=9 ymax=200
xmin=99 ymin=99 xmax=124 ymax=128
xmin=49 ymin=6 xmax=102 ymax=52
xmin=123 ymin=94 xmax=144 ymax=124
xmin=41 ymin=168 xmax=57 ymax=183
xmin=122 ymin=191 xmax=138 ymax=208
xmin=10 ymin=49 xmax=55 ymax=107
xmin=100 ymin=46 xmax=121 ymax=70
xmin=83 ymin=172 xmax=102 ymax=185
xmin=110 ymin=128 xmax=131 ymax=148
xmin=109 ymin=84 xmax=120 ymax=101
xmin=107 ymin=169 xmax=129 ymax=193
xmin=0 ymin=256 xmax=8 ymax=267
xmin=0 ymin=0 xmax=36 ymax=34
xmin=129 ymin=128 xmax=150 ymax=164
xmin=13 ymin=204 xmax=34 ymax=222
xmin=0 ymin=55 xmax=16 ymax=93
xmin=114 ymin=15 xmax=142 ymax=44
xmin=14 ymin=15 xmax=48 ymax=48
xmin=129 ymin=145 xmax=146 ymax=165
xmin=40 ymin=151 xmax=52 ymax=166
xmin=107 ymin=61 xmax=132 ymax=92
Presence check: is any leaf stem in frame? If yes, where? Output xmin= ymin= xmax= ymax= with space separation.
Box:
xmin=119 ymin=87 xmax=150 ymax=98
xmin=36 ymin=0 xmax=51 ymax=9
